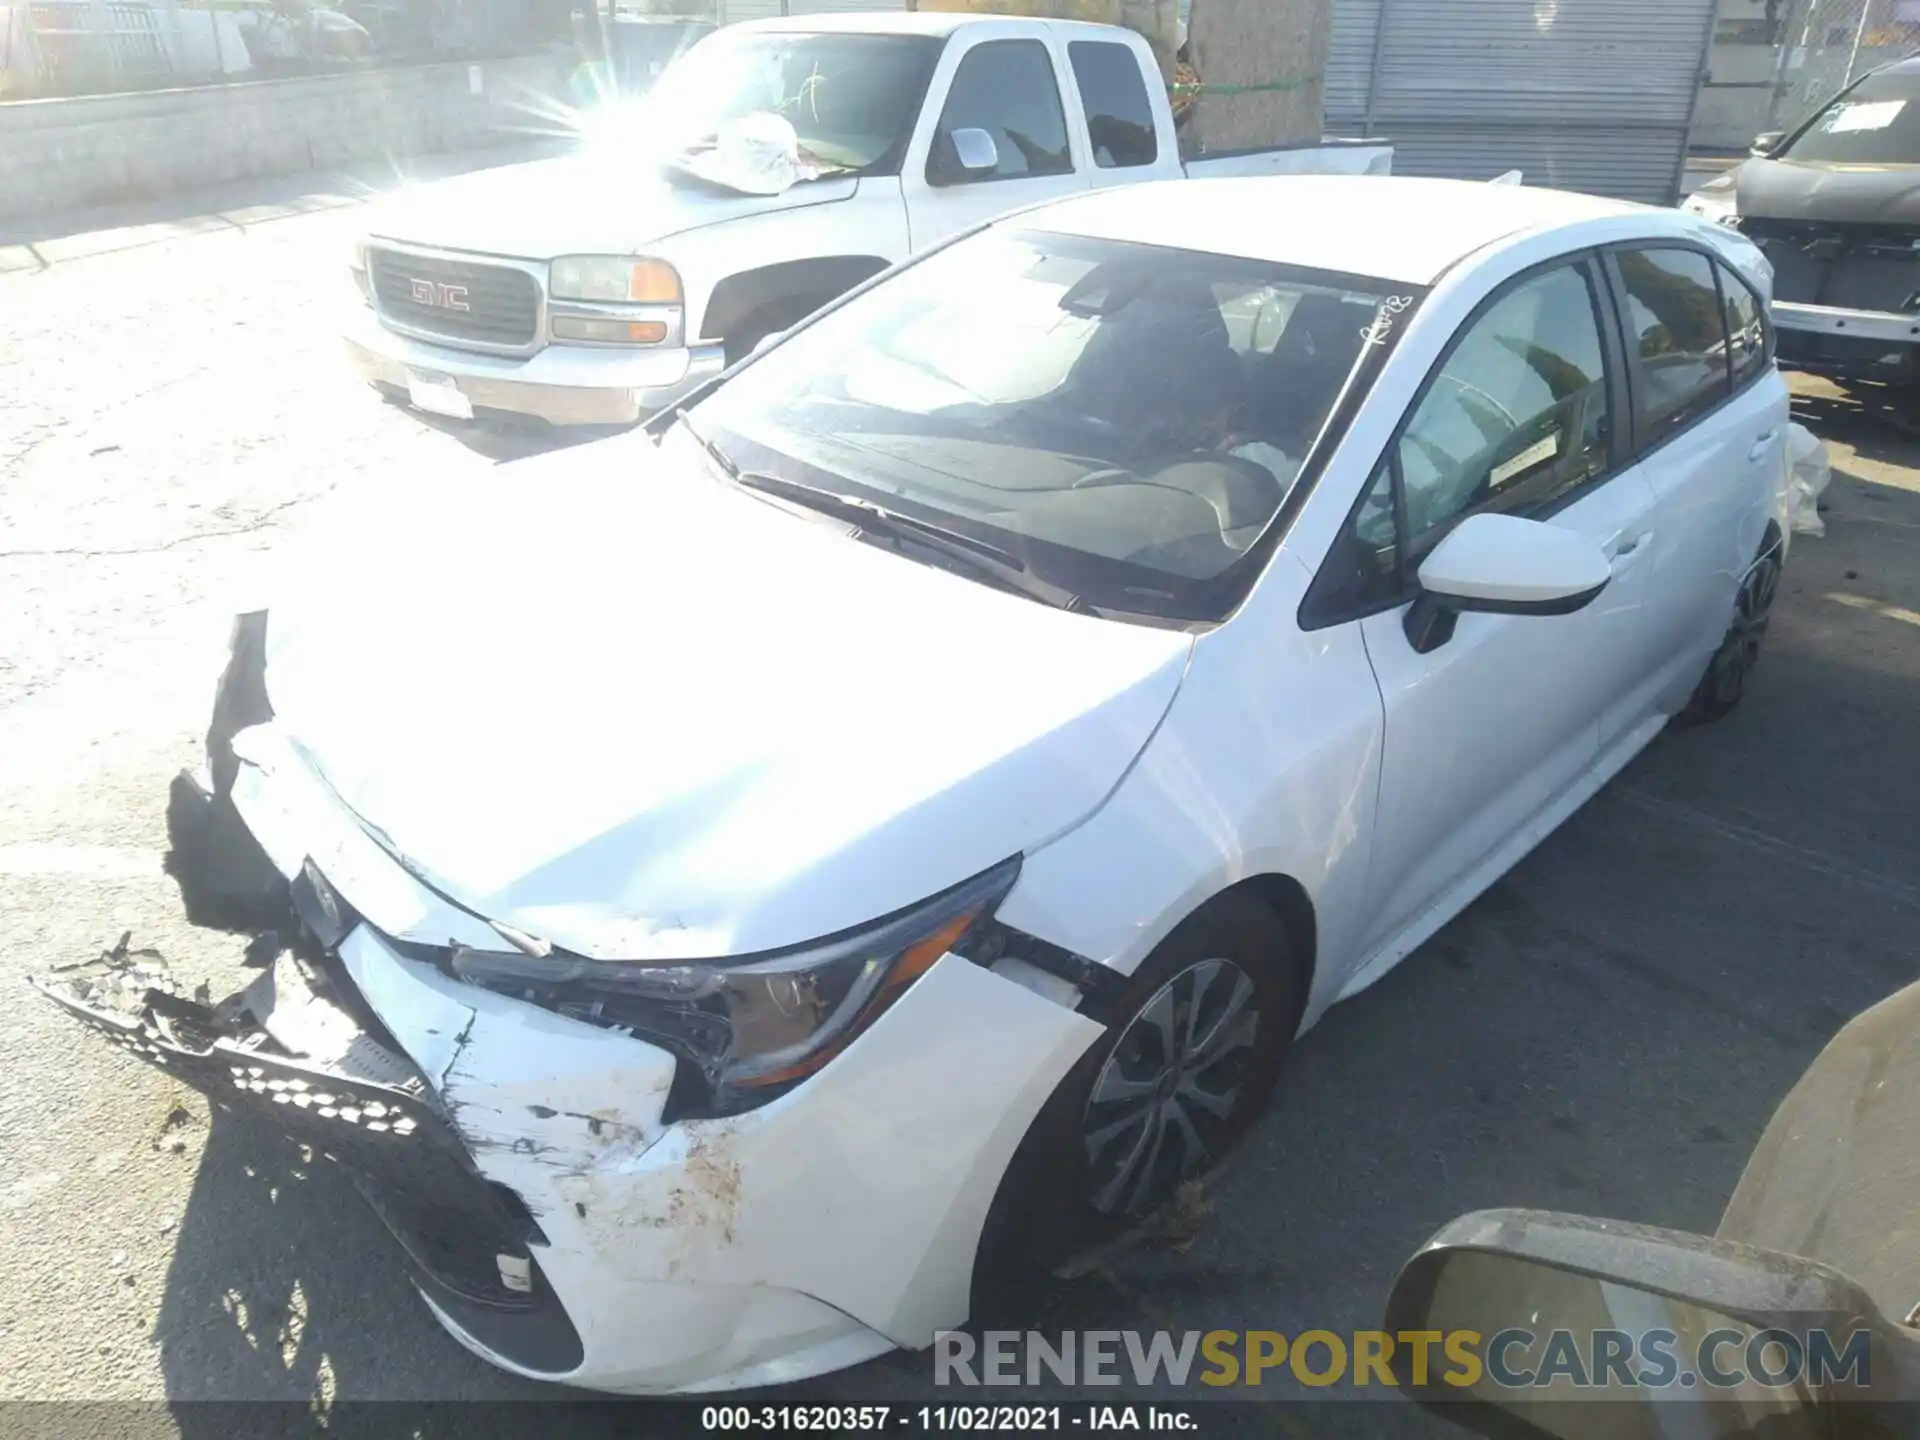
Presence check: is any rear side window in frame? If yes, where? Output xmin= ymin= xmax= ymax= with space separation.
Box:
xmin=1069 ymin=40 xmax=1159 ymax=169
xmin=1718 ymin=261 xmax=1771 ymax=389
xmin=1614 ymin=247 xmax=1732 ymax=437
xmin=928 ymin=40 xmax=1074 ymax=186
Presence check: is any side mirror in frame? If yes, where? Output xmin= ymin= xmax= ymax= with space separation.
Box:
xmin=949 ymin=126 xmax=1001 ymax=178
xmin=1751 ymin=130 xmax=1787 ymax=158
xmin=1405 ymin=512 xmax=1612 ymax=654
xmin=1383 ymin=1208 xmax=1903 ymax=1437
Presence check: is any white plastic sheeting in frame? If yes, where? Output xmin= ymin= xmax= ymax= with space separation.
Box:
xmin=1785 ymin=422 xmax=1833 ymax=538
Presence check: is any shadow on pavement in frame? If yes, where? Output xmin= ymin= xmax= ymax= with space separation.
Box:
xmin=1790 ymin=377 xmax=1920 ymax=461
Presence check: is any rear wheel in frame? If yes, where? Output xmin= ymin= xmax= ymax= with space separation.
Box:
xmin=976 ymin=893 xmax=1304 ymax=1291
xmin=1678 ymin=524 xmax=1784 ymax=726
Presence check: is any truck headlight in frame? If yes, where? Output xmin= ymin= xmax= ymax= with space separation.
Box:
xmin=1682 ymin=176 xmax=1740 ymax=227
xmin=349 ymin=238 xmax=372 ymax=304
xmin=549 ymin=255 xmax=683 ymax=305
xmin=446 ymin=857 xmax=1021 ymax=1117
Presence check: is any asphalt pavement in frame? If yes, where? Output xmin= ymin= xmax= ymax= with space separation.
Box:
xmin=2 ymin=158 xmax=1917 ymax=1433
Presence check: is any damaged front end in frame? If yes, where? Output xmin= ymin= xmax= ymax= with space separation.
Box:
xmin=1745 ymin=217 xmax=1920 ymax=382
xmin=29 ymin=877 xmax=586 ymax=1374
xmin=32 ymin=610 xmax=1114 ymax=1392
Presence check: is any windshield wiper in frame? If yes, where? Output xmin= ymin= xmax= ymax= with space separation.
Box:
xmin=731 ymin=470 xmax=1089 ymax=614
xmin=676 ymin=408 xmax=739 ymax=481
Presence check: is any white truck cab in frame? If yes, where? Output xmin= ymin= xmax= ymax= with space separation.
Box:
xmin=344 ymin=11 xmax=1391 ymax=428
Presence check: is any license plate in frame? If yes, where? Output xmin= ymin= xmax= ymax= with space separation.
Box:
xmin=405 ymin=368 xmax=473 ymax=421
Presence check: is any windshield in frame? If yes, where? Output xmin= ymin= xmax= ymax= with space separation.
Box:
xmin=606 ymin=22 xmax=711 ymax=95
xmin=684 ymin=228 xmax=1421 ymax=623
xmin=1781 ymin=69 xmax=1920 ymax=164
xmin=638 ymin=32 xmax=943 ymax=175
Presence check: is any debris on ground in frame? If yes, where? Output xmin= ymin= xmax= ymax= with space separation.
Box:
xmin=150 ymin=1097 xmax=200 ymax=1155
xmin=1164 ymin=1179 xmax=1214 ymax=1254
xmin=49 ymin=930 xmax=165 ymax=976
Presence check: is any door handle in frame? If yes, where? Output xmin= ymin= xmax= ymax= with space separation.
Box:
xmin=1607 ymin=531 xmax=1651 ymax=564
xmin=1748 ymin=428 xmax=1782 ymax=462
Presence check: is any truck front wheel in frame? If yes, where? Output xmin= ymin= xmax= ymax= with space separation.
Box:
xmin=723 ymin=299 xmax=820 ymax=367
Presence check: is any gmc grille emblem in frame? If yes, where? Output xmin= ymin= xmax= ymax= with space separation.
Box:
xmin=409 ymin=279 xmax=470 ymax=312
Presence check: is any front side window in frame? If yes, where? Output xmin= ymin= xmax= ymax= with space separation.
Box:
xmin=1615 ymin=247 xmax=1732 ymax=437
xmin=1335 ymin=261 xmax=1614 ymax=613
xmin=683 ymin=228 xmax=1419 ymax=622
xmin=928 ymin=40 xmax=1074 ymax=186
xmin=1398 ymin=263 xmax=1613 ymax=547
xmin=1780 ymin=70 xmax=1920 ymax=165
xmin=1070 ymin=40 xmax=1159 ymax=169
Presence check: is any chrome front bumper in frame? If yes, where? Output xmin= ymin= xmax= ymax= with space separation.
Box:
xmin=344 ymin=305 xmax=727 ymax=427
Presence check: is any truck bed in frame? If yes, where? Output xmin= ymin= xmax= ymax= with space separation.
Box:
xmin=1183 ymin=138 xmax=1393 ymax=180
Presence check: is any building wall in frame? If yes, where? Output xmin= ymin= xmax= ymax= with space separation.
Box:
xmin=0 ymin=54 xmax=569 ymax=220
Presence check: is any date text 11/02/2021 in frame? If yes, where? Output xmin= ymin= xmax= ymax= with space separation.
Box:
xmin=700 ymin=1407 xmax=1199 ymax=1432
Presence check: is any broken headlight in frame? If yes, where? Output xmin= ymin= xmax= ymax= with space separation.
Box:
xmin=446 ymin=857 xmax=1020 ymax=1117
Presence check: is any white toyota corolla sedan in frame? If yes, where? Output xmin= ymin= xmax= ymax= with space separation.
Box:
xmin=38 ymin=176 xmax=1790 ymax=1394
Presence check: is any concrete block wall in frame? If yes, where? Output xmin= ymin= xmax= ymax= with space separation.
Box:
xmin=0 ymin=55 xmax=570 ymax=221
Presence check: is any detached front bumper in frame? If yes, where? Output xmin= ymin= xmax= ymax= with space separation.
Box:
xmin=36 ymin=727 xmax=1104 ymax=1394
xmin=1772 ymin=301 xmax=1920 ymax=382
xmin=31 ymin=943 xmax=590 ymax=1373
xmin=343 ymin=306 xmax=726 ymax=428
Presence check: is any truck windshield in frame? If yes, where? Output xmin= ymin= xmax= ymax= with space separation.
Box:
xmin=683 ymin=228 xmax=1420 ymax=624
xmin=641 ymin=32 xmax=944 ymax=176
xmin=1781 ymin=70 xmax=1920 ymax=165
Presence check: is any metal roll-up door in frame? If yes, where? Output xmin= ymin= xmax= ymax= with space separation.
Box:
xmin=1380 ymin=126 xmax=1690 ymax=204
xmin=781 ymin=1 xmax=909 ymax=12
xmin=1333 ymin=0 xmax=1714 ymax=205
xmin=1324 ymin=0 xmax=1382 ymax=126
xmin=718 ymin=0 xmax=784 ymax=22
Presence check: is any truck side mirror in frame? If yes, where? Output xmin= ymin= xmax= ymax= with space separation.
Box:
xmin=1751 ymin=130 xmax=1786 ymax=157
xmin=949 ymin=127 xmax=1001 ymax=178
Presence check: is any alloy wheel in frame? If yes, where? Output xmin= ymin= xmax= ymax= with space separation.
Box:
xmin=1082 ymin=958 xmax=1262 ymax=1216
xmin=1706 ymin=546 xmax=1782 ymax=708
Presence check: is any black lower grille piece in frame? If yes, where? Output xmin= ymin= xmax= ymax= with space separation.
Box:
xmin=32 ymin=946 xmax=540 ymax=1313
xmin=369 ymin=249 xmax=540 ymax=349
xmin=1744 ymin=218 xmax=1920 ymax=311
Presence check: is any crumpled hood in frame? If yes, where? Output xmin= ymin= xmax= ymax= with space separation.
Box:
xmin=364 ymin=151 xmax=858 ymax=259
xmin=1735 ymin=157 xmax=1920 ymax=225
xmin=262 ymin=438 xmax=1192 ymax=962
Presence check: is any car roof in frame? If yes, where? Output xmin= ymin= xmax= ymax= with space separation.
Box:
xmin=1026 ymin=176 xmax=1654 ymax=286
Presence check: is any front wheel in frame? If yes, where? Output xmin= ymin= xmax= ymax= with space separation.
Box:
xmin=1678 ymin=524 xmax=1784 ymax=726
xmin=976 ymin=893 xmax=1304 ymax=1287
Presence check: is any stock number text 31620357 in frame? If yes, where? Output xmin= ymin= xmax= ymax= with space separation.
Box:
xmin=701 ymin=1406 xmax=1072 ymax=1432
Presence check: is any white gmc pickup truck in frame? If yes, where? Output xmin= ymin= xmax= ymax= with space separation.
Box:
xmin=345 ymin=10 xmax=1392 ymax=428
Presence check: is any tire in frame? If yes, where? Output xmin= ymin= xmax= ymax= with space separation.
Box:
xmin=975 ymin=892 xmax=1306 ymax=1291
xmin=723 ymin=300 xmax=818 ymax=368
xmin=1677 ymin=524 xmax=1784 ymax=726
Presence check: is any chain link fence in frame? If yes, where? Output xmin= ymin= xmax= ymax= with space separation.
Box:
xmin=1769 ymin=0 xmax=1920 ymax=130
